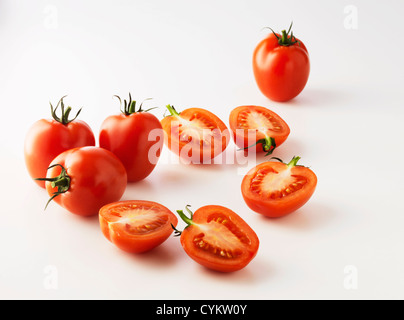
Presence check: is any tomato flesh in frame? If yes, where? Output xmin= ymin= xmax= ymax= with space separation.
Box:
xmin=229 ymin=105 xmax=290 ymax=152
xmin=242 ymin=160 xmax=317 ymax=217
xmin=250 ymin=167 xmax=307 ymax=199
xmin=161 ymin=107 xmax=230 ymax=163
xmin=99 ymin=200 xmax=178 ymax=253
xmin=179 ymin=205 xmax=259 ymax=272
xmin=191 ymin=215 xmax=248 ymax=259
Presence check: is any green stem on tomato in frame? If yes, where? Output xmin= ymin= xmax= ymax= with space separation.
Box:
xmin=165 ymin=104 xmax=181 ymax=117
xmin=287 ymin=156 xmax=301 ymax=168
xmin=280 ymin=29 xmax=289 ymax=44
xmin=128 ymin=100 xmax=137 ymax=114
xmin=171 ymin=205 xmax=194 ymax=237
xmin=115 ymin=93 xmax=156 ymax=115
xmin=238 ymin=135 xmax=276 ymax=156
xmin=262 ymin=136 xmax=276 ymax=155
xmin=34 ymin=164 xmax=71 ymax=210
xmin=270 ymin=155 xmax=303 ymax=168
xmin=50 ymin=96 xmax=82 ymax=125
xmin=264 ymin=21 xmax=300 ymax=47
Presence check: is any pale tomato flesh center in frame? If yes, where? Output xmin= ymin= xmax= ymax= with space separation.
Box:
xmin=108 ymin=204 xmax=168 ymax=235
xmin=237 ymin=110 xmax=282 ymax=135
xmin=250 ymin=167 xmax=307 ymax=199
xmin=172 ymin=114 xmax=220 ymax=146
xmin=192 ymin=214 xmax=250 ymax=259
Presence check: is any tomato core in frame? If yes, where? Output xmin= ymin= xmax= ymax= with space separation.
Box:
xmin=237 ymin=109 xmax=283 ymax=135
xmin=106 ymin=203 xmax=170 ymax=235
xmin=174 ymin=113 xmax=219 ymax=147
xmin=250 ymin=166 xmax=308 ymax=199
xmin=191 ymin=213 xmax=252 ymax=259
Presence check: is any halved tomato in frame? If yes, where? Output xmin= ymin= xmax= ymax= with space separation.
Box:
xmin=229 ymin=105 xmax=290 ymax=155
xmin=99 ymin=200 xmax=178 ymax=253
xmin=161 ymin=105 xmax=230 ymax=164
xmin=173 ymin=205 xmax=259 ymax=272
xmin=241 ymin=156 xmax=317 ymax=217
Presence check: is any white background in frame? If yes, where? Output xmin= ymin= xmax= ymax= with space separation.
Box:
xmin=1 ymin=0 xmax=403 ymax=300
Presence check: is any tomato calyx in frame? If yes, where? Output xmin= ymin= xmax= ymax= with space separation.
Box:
xmin=240 ymin=136 xmax=276 ymax=156
xmin=171 ymin=205 xmax=194 ymax=236
xmin=50 ymin=96 xmax=82 ymax=125
xmin=264 ymin=22 xmax=300 ymax=47
xmin=35 ymin=164 xmax=71 ymax=209
xmin=114 ymin=93 xmax=156 ymax=115
xmin=164 ymin=104 xmax=181 ymax=117
xmin=270 ymin=155 xmax=304 ymax=168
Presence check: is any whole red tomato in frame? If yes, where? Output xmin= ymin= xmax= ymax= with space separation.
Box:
xmin=99 ymin=94 xmax=164 ymax=182
xmin=36 ymin=146 xmax=127 ymax=216
xmin=253 ymin=23 xmax=310 ymax=102
xmin=24 ymin=96 xmax=95 ymax=188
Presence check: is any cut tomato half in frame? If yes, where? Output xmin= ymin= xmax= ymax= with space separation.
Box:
xmin=229 ymin=105 xmax=290 ymax=155
xmin=241 ymin=156 xmax=317 ymax=217
xmin=99 ymin=200 xmax=178 ymax=253
xmin=161 ymin=105 xmax=230 ymax=163
xmin=173 ymin=205 xmax=259 ymax=272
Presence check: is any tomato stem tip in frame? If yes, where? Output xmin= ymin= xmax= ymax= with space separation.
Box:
xmin=165 ymin=104 xmax=180 ymax=117
xmin=172 ymin=205 xmax=194 ymax=236
xmin=287 ymin=156 xmax=301 ymax=167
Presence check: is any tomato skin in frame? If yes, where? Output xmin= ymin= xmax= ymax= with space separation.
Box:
xmin=179 ymin=205 xmax=259 ymax=272
xmin=229 ymin=105 xmax=290 ymax=153
xmin=161 ymin=107 xmax=230 ymax=164
xmin=99 ymin=200 xmax=178 ymax=253
xmin=45 ymin=146 xmax=127 ymax=216
xmin=24 ymin=119 xmax=95 ymax=188
xmin=99 ymin=112 xmax=163 ymax=182
xmin=253 ymin=33 xmax=310 ymax=102
xmin=241 ymin=160 xmax=317 ymax=218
